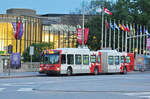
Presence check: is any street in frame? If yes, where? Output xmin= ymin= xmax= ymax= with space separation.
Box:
xmin=0 ymin=72 xmax=150 ymax=99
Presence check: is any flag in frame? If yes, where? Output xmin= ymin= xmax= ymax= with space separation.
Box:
xmin=140 ymin=26 xmax=142 ymax=34
xmin=130 ymin=24 xmax=133 ymax=35
xmin=77 ymin=28 xmax=89 ymax=45
xmin=133 ymin=28 xmax=136 ymax=35
xmin=103 ymin=8 xmax=112 ymax=15
xmin=126 ymin=24 xmax=130 ymax=33
xmin=144 ymin=28 xmax=148 ymax=34
xmin=122 ymin=25 xmax=127 ymax=31
xmin=12 ymin=22 xmax=23 ymax=40
xmin=84 ymin=28 xmax=89 ymax=44
xmin=119 ymin=24 xmax=124 ymax=30
xmin=110 ymin=21 xmax=114 ymax=30
xmin=105 ymin=19 xmax=109 ymax=30
xmin=77 ymin=28 xmax=82 ymax=45
xmin=114 ymin=22 xmax=119 ymax=30
xmin=12 ymin=22 xmax=16 ymax=36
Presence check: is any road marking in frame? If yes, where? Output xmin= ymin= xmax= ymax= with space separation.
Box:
xmin=17 ymin=88 xmax=33 ymax=92
xmin=124 ymin=92 xmax=150 ymax=96
xmin=139 ymin=96 xmax=150 ymax=98
xmin=0 ymin=88 xmax=5 ymax=92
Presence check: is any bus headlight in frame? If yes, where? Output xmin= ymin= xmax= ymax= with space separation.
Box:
xmin=57 ymin=67 xmax=60 ymax=71
xmin=39 ymin=67 xmax=42 ymax=71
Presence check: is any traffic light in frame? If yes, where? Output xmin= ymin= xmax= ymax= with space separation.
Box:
xmin=8 ymin=45 xmax=13 ymax=54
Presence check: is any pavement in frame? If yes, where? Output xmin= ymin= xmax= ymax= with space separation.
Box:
xmin=0 ymin=72 xmax=41 ymax=79
xmin=0 ymin=70 xmax=150 ymax=79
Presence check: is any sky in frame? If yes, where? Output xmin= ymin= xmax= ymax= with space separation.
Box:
xmin=0 ymin=0 xmax=87 ymax=14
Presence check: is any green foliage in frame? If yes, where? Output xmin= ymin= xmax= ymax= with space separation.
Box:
xmin=85 ymin=16 xmax=102 ymax=50
xmin=23 ymin=42 xmax=53 ymax=62
xmin=75 ymin=0 xmax=150 ymax=50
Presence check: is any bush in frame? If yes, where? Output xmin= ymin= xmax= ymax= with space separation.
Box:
xmin=23 ymin=42 xmax=53 ymax=62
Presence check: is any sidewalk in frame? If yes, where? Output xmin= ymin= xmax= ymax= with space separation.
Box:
xmin=0 ymin=72 xmax=40 ymax=79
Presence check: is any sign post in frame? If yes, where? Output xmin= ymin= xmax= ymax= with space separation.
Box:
xmin=30 ymin=46 xmax=34 ymax=68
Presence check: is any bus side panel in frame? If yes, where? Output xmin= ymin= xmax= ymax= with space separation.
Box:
xmin=127 ymin=53 xmax=135 ymax=72
xmin=60 ymin=64 xmax=68 ymax=74
xmin=101 ymin=53 xmax=108 ymax=73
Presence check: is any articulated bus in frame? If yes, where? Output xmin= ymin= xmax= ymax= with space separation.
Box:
xmin=39 ymin=48 xmax=134 ymax=76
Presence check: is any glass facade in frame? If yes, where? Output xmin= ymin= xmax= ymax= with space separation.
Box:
xmin=42 ymin=24 xmax=77 ymax=49
xmin=0 ymin=14 xmax=77 ymax=55
xmin=0 ymin=14 xmax=41 ymax=55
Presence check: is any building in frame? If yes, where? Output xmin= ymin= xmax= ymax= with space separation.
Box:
xmin=0 ymin=8 xmax=89 ymax=55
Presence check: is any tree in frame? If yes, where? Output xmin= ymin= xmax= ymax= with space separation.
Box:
xmin=85 ymin=16 xmax=102 ymax=50
xmin=23 ymin=42 xmax=53 ymax=62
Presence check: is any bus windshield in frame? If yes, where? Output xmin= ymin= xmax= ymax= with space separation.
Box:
xmin=49 ymin=54 xmax=60 ymax=64
xmin=42 ymin=54 xmax=60 ymax=64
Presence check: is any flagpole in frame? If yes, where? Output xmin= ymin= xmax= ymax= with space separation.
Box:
xmin=125 ymin=22 xmax=128 ymax=52
xmin=109 ymin=19 xmax=111 ymax=48
xmin=146 ymin=26 xmax=148 ymax=55
xmin=129 ymin=24 xmax=131 ymax=53
xmin=136 ymin=24 xmax=139 ymax=54
xmin=16 ymin=17 xmax=18 ymax=53
xmin=143 ymin=26 xmax=145 ymax=54
xmin=101 ymin=7 xmax=104 ymax=49
xmin=113 ymin=19 xmax=115 ymax=50
xmin=133 ymin=23 xmax=135 ymax=53
xmin=105 ymin=18 xmax=107 ymax=48
xmin=118 ymin=20 xmax=120 ymax=52
xmin=139 ymin=25 xmax=142 ymax=54
xmin=122 ymin=21 xmax=124 ymax=52
xmin=82 ymin=0 xmax=85 ymax=48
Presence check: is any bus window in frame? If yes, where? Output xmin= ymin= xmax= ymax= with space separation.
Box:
xmin=61 ymin=54 xmax=66 ymax=64
xmin=90 ymin=55 xmax=96 ymax=63
xmin=115 ymin=56 xmax=120 ymax=65
xmin=108 ymin=56 xmax=114 ymax=65
xmin=83 ymin=55 xmax=89 ymax=65
xmin=44 ymin=55 xmax=49 ymax=64
xmin=67 ymin=54 xmax=74 ymax=65
xmin=121 ymin=56 xmax=125 ymax=63
xmin=75 ymin=55 xmax=81 ymax=65
xmin=126 ymin=56 xmax=131 ymax=63
xmin=97 ymin=55 xmax=101 ymax=63
xmin=49 ymin=54 xmax=60 ymax=64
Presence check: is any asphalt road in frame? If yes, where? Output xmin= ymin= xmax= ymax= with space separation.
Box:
xmin=0 ymin=72 xmax=150 ymax=99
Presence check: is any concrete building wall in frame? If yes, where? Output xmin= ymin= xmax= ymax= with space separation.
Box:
xmin=6 ymin=8 xmax=36 ymax=16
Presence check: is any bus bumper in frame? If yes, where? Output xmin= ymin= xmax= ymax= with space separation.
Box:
xmin=39 ymin=70 xmax=60 ymax=75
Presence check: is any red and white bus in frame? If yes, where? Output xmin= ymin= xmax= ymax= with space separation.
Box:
xmin=120 ymin=52 xmax=134 ymax=73
xmin=39 ymin=48 xmax=134 ymax=75
xmin=92 ymin=50 xmax=135 ymax=74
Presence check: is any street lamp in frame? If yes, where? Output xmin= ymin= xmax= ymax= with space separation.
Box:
xmin=82 ymin=0 xmax=85 ymax=48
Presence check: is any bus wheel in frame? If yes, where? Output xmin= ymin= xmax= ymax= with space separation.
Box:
xmin=67 ymin=68 xmax=72 ymax=76
xmin=123 ymin=67 xmax=127 ymax=74
xmin=94 ymin=67 xmax=99 ymax=75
